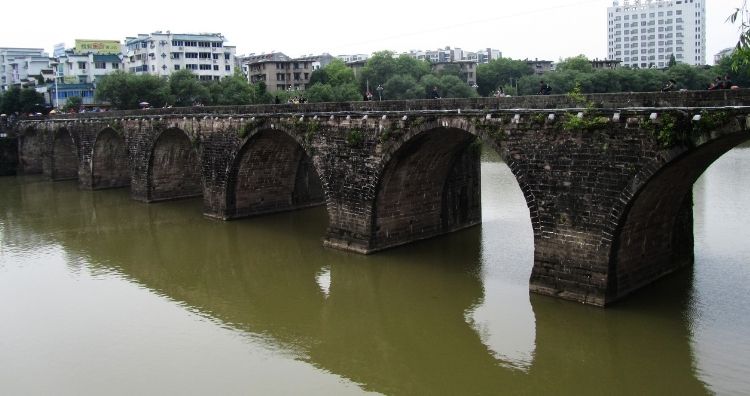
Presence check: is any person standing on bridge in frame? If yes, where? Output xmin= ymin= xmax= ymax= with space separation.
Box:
xmin=430 ymin=86 xmax=441 ymax=99
xmin=538 ymin=81 xmax=551 ymax=95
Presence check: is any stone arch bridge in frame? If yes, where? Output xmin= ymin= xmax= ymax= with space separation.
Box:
xmin=13 ymin=90 xmax=750 ymax=306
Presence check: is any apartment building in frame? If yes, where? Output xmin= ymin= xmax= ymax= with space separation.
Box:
xmin=242 ymin=52 xmax=314 ymax=92
xmin=431 ymin=60 xmax=478 ymax=85
xmin=607 ymin=0 xmax=706 ymax=68
xmin=124 ymin=31 xmax=236 ymax=81
xmin=0 ymin=47 xmax=51 ymax=91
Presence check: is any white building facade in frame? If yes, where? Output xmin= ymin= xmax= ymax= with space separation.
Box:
xmin=0 ymin=48 xmax=51 ymax=91
xmin=607 ymin=0 xmax=706 ymax=68
xmin=124 ymin=32 xmax=236 ymax=81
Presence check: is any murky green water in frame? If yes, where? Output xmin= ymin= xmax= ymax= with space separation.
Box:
xmin=1 ymin=147 xmax=749 ymax=395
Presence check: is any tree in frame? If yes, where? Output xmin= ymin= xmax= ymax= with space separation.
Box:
xmin=168 ymin=70 xmax=209 ymax=107
xmin=728 ymin=2 xmax=750 ymax=71
xmin=359 ymin=51 xmax=430 ymax=93
xmin=207 ymin=71 xmax=256 ymax=105
xmin=62 ymin=96 xmax=82 ymax=113
xmin=667 ymin=54 xmax=677 ymax=67
xmin=382 ymin=74 xmax=422 ymax=100
xmin=95 ymin=71 xmax=170 ymax=109
xmin=556 ymin=55 xmax=594 ymax=73
xmin=0 ymin=87 xmax=45 ymax=114
xmin=309 ymin=59 xmax=356 ymax=87
xmin=476 ymin=58 xmax=533 ymax=96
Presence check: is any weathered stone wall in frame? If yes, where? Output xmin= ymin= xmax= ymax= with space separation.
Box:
xmin=48 ymin=128 xmax=78 ymax=181
xmin=148 ymin=128 xmax=202 ymax=202
xmin=0 ymin=137 xmax=18 ymax=176
xmin=90 ymin=128 xmax=130 ymax=190
xmin=18 ymin=128 xmax=43 ymax=174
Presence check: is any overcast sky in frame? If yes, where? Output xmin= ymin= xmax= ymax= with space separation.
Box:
xmin=1 ymin=0 xmax=743 ymax=64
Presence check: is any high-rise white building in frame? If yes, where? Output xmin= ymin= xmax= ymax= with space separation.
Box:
xmin=607 ymin=0 xmax=706 ymax=68
xmin=124 ymin=31 xmax=236 ymax=81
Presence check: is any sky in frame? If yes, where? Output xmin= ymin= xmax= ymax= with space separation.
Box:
xmin=0 ymin=0 xmax=744 ymax=64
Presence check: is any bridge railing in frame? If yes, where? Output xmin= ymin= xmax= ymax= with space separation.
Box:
xmin=28 ymin=89 xmax=750 ymax=121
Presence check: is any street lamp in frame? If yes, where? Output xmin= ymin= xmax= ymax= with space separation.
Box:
xmin=53 ymin=63 xmax=60 ymax=109
xmin=376 ymin=84 xmax=383 ymax=101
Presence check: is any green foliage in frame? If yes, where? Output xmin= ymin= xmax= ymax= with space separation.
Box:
xmin=531 ymin=113 xmax=547 ymax=125
xmin=62 ymin=96 xmax=82 ymax=112
xmin=310 ymin=59 xmax=356 ymax=86
xmin=95 ymin=71 xmax=170 ymax=109
xmin=561 ymin=113 xmax=610 ymax=132
xmin=359 ymin=51 xmax=431 ymax=94
xmin=667 ymin=54 xmax=677 ymax=68
xmin=695 ymin=110 xmax=730 ymax=132
xmin=515 ymin=64 xmax=715 ymax=95
xmin=206 ymin=70 xmax=258 ymax=105
xmin=727 ymin=3 xmax=750 ymax=72
xmin=476 ymin=57 xmax=534 ymax=96
xmin=305 ymin=82 xmax=361 ymax=103
xmin=557 ymin=55 xmax=594 ymax=73
xmin=641 ymin=113 xmax=694 ymax=148
xmin=378 ymin=128 xmax=391 ymax=144
xmin=0 ymin=87 xmax=46 ymax=114
xmin=169 ymin=70 xmax=210 ymax=107
xmin=346 ymin=129 xmax=363 ymax=146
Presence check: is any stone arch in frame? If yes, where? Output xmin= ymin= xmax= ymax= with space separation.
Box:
xmin=370 ymin=124 xmax=481 ymax=252
xmin=606 ymin=127 xmax=750 ymax=304
xmin=18 ymin=126 xmax=43 ymax=174
xmin=91 ymin=128 xmax=130 ymax=189
xmin=147 ymin=128 xmax=202 ymax=201
xmin=225 ymin=128 xmax=324 ymax=219
xmin=51 ymin=127 xmax=78 ymax=180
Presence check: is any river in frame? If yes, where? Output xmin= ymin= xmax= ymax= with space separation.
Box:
xmin=1 ymin=145 xmax=748 ymax=395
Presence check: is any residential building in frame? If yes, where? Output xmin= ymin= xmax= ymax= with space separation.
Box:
xmin=466 ymin=48 xmax=503 ymax=64
xmin=405 ymin=47 xmax=465 ymax=63
xmin=46 ymin=40 xmax=124 ymax=108
xmin=337 ymin=54 xmax=369 ymax=63
xmin=124 ymin=31 xmax=236 ymax=81
xmin=607 ymin=0 xmax=707 ymax=68
xmin=432 ymin=60 xmax=478 ymax=85
xmin=526 ymin=59 xmax=554 ymax=75
xmin=242 ymin=52 xmax=314 ymax=92
xmin=0 ymin=47 xmax=51 ymax=91
xmin=591 ymin=58 xmax=622 ymax=69
xmin=713 ymin=47 xmax=734 ymax=64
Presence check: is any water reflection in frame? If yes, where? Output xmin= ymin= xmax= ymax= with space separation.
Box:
xmin=2 ymin=145 xmax=748 ymax=394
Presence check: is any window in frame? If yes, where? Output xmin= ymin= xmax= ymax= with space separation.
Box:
xmin=172 ymin=53 xmax=181 ymax=59
xmin=224 ymin=53 xmax=230 ymax=60
xmin=199 ymin=64 xmax=211 ymax=70
xmin=174 ymin=65 xmax=180 ymax=70
xmin=199 ymin=52 xmax=211 ymax=59
xmin=186 ymin=64 xmax=198 ymax=70
xmin=185 ymin=53 xmax=198 ymax=59
xmin=112 ymin=63 xmax=119 ymax=69
xmin=212 ymin=54 xmax=219 ymax=60
xmin=225 ymin=65 xmax=230 ymax=71
xmin=78 ymin=62 xmax=86 ymax=70
xmin=95 ymin=62 xmax=106 ymax=69
xmin=213 ymin=65 xmax=219 ymax=71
